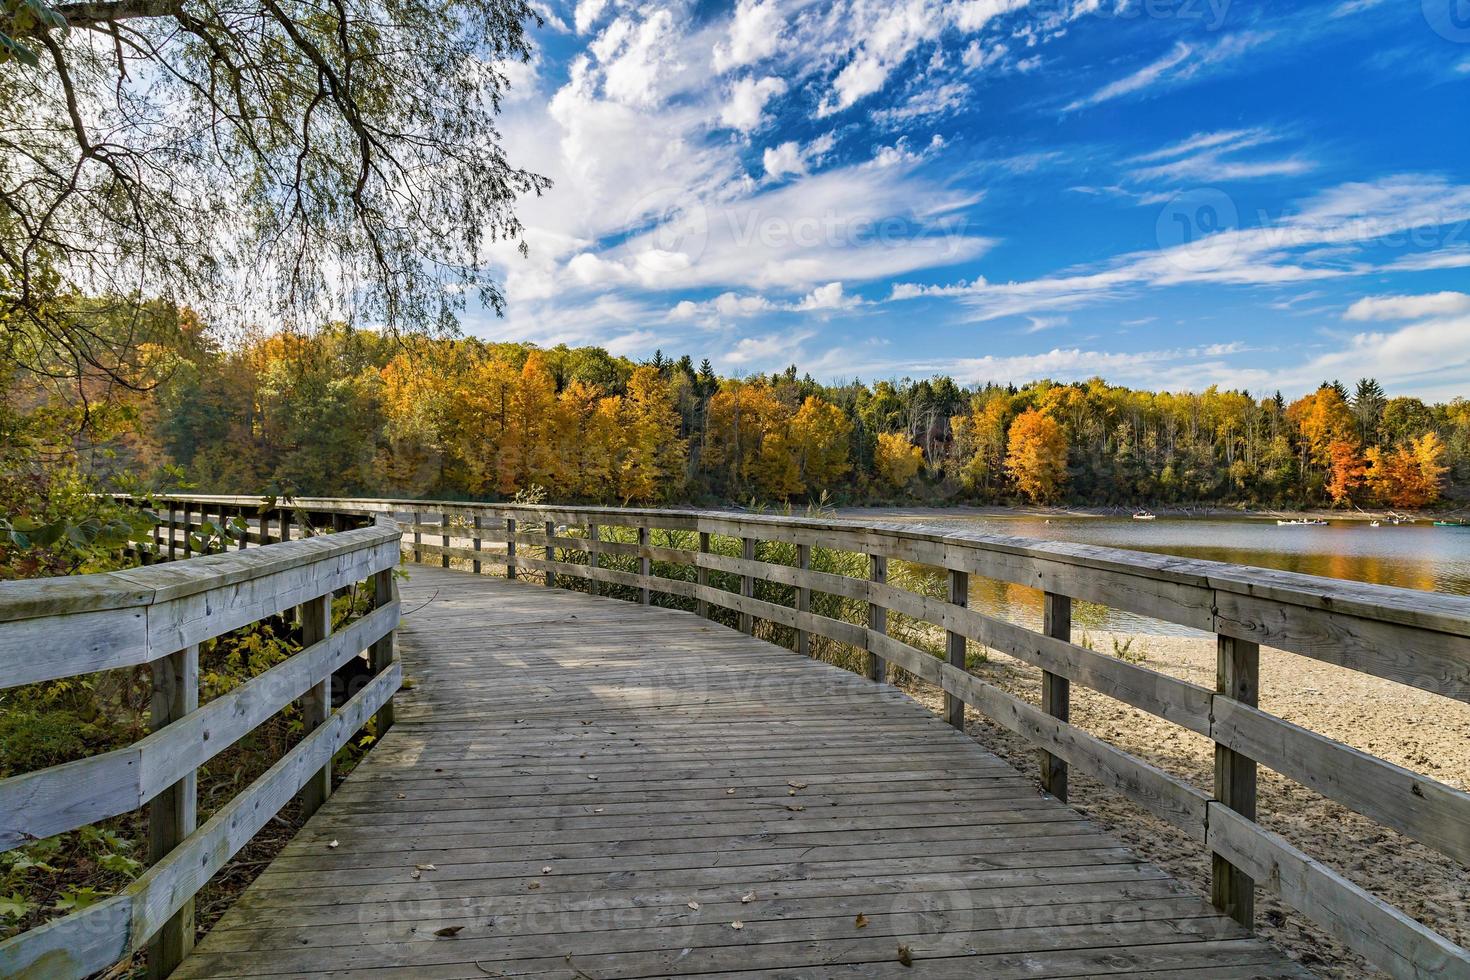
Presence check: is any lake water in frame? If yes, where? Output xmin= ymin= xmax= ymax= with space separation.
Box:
xmin=868 ymin=513 xmax=1470 ymax=636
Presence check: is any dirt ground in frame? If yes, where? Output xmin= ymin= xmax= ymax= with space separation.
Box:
xmin=902 ymin=631 xmax=1470 ymax=979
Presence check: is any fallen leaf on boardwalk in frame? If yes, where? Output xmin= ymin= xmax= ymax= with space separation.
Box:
xmin=787 ymin=781 xmax=807 ymax=789
xmin=416 ymin=863 xmax=437 ymax=871
xmin=594 ymin=807 xmax=605 ymax=813
xmin=527 ymin=881 xmax=541 ymax=890
xmin=434 ymin=926 xmax=464 ymax=938
xmin=327 ymin=840 xmax=339 ymax=849
xmin=587 ymin=774 xmax=599 ymax=781
xmin=740 ymin=892 xmax=755 ymax=903
xmin=542 ymin=866 xmax=552 ymax=874
xmin=687 ymin=901 xmax=700 ymax=910
xmin=854 ymin=913 xmax=869 ymax=929
xmin=410 ymin=870 xmax=421 ymax=880
xmin=897 ymin=944 xmax=913 ymax=967
xmin=784 ymin=804 xmax=805 ymax=812
xmin=730 ymin=920 xmax=744 ymax=930
xmin=396 ymin=793 xmax=406 ymax=799
xmin=473 ymin=962 xmax=506 ymax=977
xmin=725 ymin=788 xmax=736 ymax=795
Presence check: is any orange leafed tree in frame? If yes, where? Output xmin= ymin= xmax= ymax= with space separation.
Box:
xmin=1287 ymin=385 xmax=1355 ymax=468
xmin=874 ymin=431 xmax=923 ymax=489
xmin=1365 ymin=432 xmax=1448 ymax=508
xmin=1325 ymin=439 xmax=1367 ymax=506
xmin=1005 ymin=408 xmax=1068 ymax=503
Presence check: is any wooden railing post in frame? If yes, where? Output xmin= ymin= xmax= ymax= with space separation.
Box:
xmin=472 ymin=515 xmax=483 ymax=575
xmin=696 ymin=531 xmax=710 ymax=619
xmin=1213 ymin=634 xmax=1259 ymax=928
xmin=944 ymin=569 xmax=969 ymax=729
xmin=638 ymin=525 xmax=651 ymax=605
xmin=235 ymin=506 xmax=248 ymax=550
xmin=440 ymin=512 xmax=450 ymax=568
xmin=370 ymin=564 xmax=397 ymax=734
xmin=867 ymin=554 xmax=887 ymax=682
xmin=740 ymin=537 xmax=756 ymax=634
xmin=298 ymin=594 xmax=333 ymax=818
xmin=588 ymin=524 xmax=600 ymax=596
xmin=796 ymin=542 xmax=811 ymax=657
xmin=506 ymin=517 xmax=517 ymax=579
xmin=544 ymin=519 xmax=555 ymax=588
xmin=412 ymin=511 xmax=423 ymax=564
xmin=166 ymin=503 xmax=178 ymax=561
xmin=146 ymin=643 xmax=199 ymax=979
xmin=1040 ymin=592 xmax=1072 ymax=801
xmin=182 ymin=502 xmax=193 ymax=558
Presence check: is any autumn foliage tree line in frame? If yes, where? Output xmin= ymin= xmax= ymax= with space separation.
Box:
xmin=23 ymin=323 xmax=1468 ymax=510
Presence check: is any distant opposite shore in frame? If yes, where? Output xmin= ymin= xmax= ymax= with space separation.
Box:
xmin=836 ymin=503 xmax=1469 ymax=524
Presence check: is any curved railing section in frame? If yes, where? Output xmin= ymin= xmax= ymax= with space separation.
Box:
xmin=0 ymin=515 xmax=402 ymax=979
xmin=117 ymin=495 xmax=1470 ymax=979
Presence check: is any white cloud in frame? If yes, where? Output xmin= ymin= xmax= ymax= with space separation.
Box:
xmin=1283 ymin=315 xmax=1470 ymax=401
xmin=596 ymin=10 xmax=683 ymax=107
xmin=721 ymin=75 xmax=788 ymax=132
xmin=724 ymin=330 xmax=817 ymax=366
xmin=815 ymin=0 xmax=1032 ymax=116
xmin=961 ymin=40 xmax=1009 ymax=70
xmin=573 ymin=0 xmax=607 ymax=34
xmin=1127 ymin=128 xmax=1312 ymax=184
xmin=1344 ymin=292 xmax=1470 ymax=321
xmin=1385 ymin=248 xmax=1470 ymax=272
xmin=872 ymin=82 xmax=969 ymax=124
xmin=1066 ymin=33 xmax=1271 ymax=111
xmin=761 ymin=133 xmax=837 ymax=178
xmin=1331 ymin=0 xmax=1386 ymax=16
xmin=888 ymin=175 xmax=1470 ymax=321
xmin=796 ymin=281 xmax=860 ymax=310
xmin=668 ymin=281 xmax=860 ymax=322
xmin=713 ymin=0 xmax=784 ymax=73
xmin=763 ymin=141 xmax=807 ymax=178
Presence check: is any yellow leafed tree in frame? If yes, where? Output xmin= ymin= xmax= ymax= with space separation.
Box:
xmin=789 ymin=396 xmax=852 ymax=493
xmin=874 ymin=431 xmax=923 ymax=489
xmin=1004 ymin=408 xmax=1068 ymax=502
xmin=619 ymin=366 xmax=687 ymax=502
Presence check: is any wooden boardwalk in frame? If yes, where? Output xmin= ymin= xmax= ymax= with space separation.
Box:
xmin=175 ymin=565 xmax=1307 ymax=979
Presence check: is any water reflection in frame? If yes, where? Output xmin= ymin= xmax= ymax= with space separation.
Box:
xmin=885 ymin=516 xmax=1470 ymax=637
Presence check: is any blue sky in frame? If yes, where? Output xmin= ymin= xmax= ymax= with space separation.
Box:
xmin=475 ymin=0 xmax=1470 ymax=399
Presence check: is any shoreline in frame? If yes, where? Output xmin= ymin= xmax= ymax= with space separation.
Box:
xmin=835 ymin=502 xmax=1456 ymax=523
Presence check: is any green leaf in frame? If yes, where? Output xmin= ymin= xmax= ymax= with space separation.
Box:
xmin=98 ymin=853 xmax=143 ymax=877
xmin=0 ymin=892 xmax=32 ymax=920
xmin=53 ymin=886 xmax=110 ymax=912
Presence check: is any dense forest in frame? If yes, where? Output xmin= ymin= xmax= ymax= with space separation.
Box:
xmin=11 ymin=313 xmax=1465 ymax=513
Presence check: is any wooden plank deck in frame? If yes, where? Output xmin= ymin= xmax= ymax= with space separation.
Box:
xmin=174 ymin=565 xmax=1309 ymax=979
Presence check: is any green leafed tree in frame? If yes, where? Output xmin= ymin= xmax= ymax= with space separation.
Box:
xmin=1 ymin=0 xmax=549 ymax=378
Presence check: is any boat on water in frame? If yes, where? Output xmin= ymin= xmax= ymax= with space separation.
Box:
xmin=1434 ymin=519 xmax=1469 ymax=528
xmin=1276 ymin=518 xmax=1328 ymax=526
xmin=1370 ymin=520 xmax=1381 ymax=527
xmin=1132 ymin=511 xmax=1156 ymax=520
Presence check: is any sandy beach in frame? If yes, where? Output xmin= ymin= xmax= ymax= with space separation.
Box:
xmin=900 ymin=630 xmax=1470 ymax=978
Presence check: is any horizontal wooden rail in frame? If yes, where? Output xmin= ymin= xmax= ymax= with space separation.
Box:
xmin=0 ymin=516 xmax=402 ymax=979
xmin=112 ymin=495 xmax=1470 ymax=980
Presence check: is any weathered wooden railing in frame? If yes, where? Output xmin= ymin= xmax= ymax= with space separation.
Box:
xmin=0 ymin=516 xmax=402 ymax=979
xmin=122 ymin=494 xmax=1469 ymax=979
